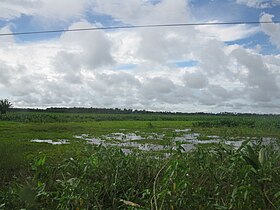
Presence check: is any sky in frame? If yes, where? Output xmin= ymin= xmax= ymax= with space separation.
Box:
xmin=0 ymin=0 xmax=280 ymax=113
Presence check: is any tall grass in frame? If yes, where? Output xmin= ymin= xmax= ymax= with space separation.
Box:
xmin=1 ymin=141 xmax=279 ymax=209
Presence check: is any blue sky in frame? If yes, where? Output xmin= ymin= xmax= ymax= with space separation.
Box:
xmin=0 ymin=0 xmax=280 ymax=113
xmin=1 ymin=0 xmax=279 ymax=45
xmin=0 ymin=0 xmax=278 ymax=57
xmin=0 ymin=0 xmax=278 ymax=56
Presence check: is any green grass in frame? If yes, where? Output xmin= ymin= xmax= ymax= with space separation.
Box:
xmin=1 ymin=112 xmax=280 ymax=209
xmin=1 ymin=143 xmax=280 ymax=209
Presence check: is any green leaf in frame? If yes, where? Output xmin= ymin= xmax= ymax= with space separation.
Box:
xmin=237 ymin=138 xmax=250 ymax=152
xmin=243 ymin=145 xmax=260 ymax=170
xmin=274 ymin=191 xmax=280 ymax=198
xmin=258 ymin=148 xmax=266 ymax=165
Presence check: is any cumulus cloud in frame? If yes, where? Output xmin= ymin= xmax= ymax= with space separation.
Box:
xmin=10 ymin=74 xmax=42 ymax=97
xmin=0 ymin=0 xmax=37 ymax=20
xmin=93 ymin=0 xmax=197 ymax=65
xmin=196 ymin=40 xmax=230 ymax=76
xmin=0 ymin=61 xmax=12 ymax=86
xmin=0 ymin=25 xmax=15 ymax=46
xmin=91 ymin=72 xmax=141 ymax=94
xmin=236 ymin=0 xmax=280 ymax=8
xmin=0 ymin=0 xmax=90 ymax=21
xmin=141 ymin=77 xmax=175 ymax=100
xmin=231 ymin=46 xmax=279 ymax=102
xmin=208 ymin=85 xmax=229 ymax=99
xmin=38 ymin=0 xmax=90 ymax=21
xmin=93 ymin=0 xmax=190 ymax=25
xmin=260 ymin=13 xmax=280 ymax=48
xmin=184 ymin=71 xmax=208 ymax=89
xmin=0 ymin=0 xmax=280 ymax=113
xmin=54 ymin=52 xmax=85 ymax=85
xmin=56 ymin=20 xmax=114 ymax=72
xmin=85 ymin=72 xmax=142 ymax=107
xmin=196 ymin=24 xmax=259 ymax=42
xmin=136 ymin=28 xmax=195 ymax=63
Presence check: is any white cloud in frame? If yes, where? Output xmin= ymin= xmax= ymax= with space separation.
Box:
xmin=0 ymin=1 xmax=280 ymax=113
xmin=195 ymin=40 xmax=230 ymax=76
xmin=231 ymin=46 xmax=279 ymax=102
xmin=39 ymin=0 xmax=90 ymax=21
xmin=93 ymin=0 xmax=190 ymax=25
xmin=208 ymin=85 xmax=229 ymax=99
xmin=0 ymin=60 xmax=12 ymax=86
xmin=136 ymin=28 xmax=196 ymax=63
xmin=0 ymin=0 xmax=37 ymax=20
xmin=0 ymin=0 xmax=90 ymax=21
xmin=86 ymin=72 xmax=142 ymax=108
xmin=0 ymin=25 xmax=15 ymax=46
xmin=141 ymin=77 xmax=175 ymax=100
xmin=58 ymin=20 xmax=114 ymax=70
xmin=260 ymin=13 xmax=280 ymax=48
xmin=92 ymin=0 xmax=198 ymax=66
xmin=184 ymin=71 xmax=208 ymax=89
xmin=236 ymin=0 xmax=280 ymax=8
xmin=196 ymin=24 xmax=259 ymax=42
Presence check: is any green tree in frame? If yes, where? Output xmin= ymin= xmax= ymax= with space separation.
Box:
xmin=0 ymin=99 xmax=12 ymax=114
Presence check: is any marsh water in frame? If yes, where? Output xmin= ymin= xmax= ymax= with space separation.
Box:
xmin=30 ymin=128 xmax=276 ymax=153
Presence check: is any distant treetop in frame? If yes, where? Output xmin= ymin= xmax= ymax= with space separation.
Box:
xmin=0 ymin=99 xmax=13 ymax=114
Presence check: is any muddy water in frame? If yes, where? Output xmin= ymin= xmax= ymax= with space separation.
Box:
xmin=31 ymin=128 xmax=276 ymax=153
xmin=74 ymin=134 xmax=170 ymax=152
xmin=73 ymin=129 xmax=252 ymax=152
xmin=103 ymin=133 xmax=143 ymax=141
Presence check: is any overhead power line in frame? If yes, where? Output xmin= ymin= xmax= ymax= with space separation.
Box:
xmin=0 ymin=20 xmax=279 ymax=37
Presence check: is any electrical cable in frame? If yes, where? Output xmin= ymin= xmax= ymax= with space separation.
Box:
xmin=0 ymin=20 xmax=279 ymax=37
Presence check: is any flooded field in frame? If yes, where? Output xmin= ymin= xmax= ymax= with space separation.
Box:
xmin=2 ymin=114 xmax=280 ymax=209
xmin=31 ymin=128 xmax=276 ymax=153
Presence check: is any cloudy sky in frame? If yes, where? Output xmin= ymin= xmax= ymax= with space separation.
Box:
xmin=0 ymin=0 xmax=280 ymax=113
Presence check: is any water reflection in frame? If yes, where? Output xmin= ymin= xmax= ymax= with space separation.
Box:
xmin=31 ymin=139 xmax=69 ymax=145
xmin=31 ymin=128 xmax=276 ymax=153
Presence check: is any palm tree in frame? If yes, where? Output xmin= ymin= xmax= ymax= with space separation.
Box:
xmin=0 ymin=99 xmax=12 ymax=114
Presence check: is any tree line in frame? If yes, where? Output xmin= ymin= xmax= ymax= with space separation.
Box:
xmin=1 ymin=99 xmax=279 ymax=116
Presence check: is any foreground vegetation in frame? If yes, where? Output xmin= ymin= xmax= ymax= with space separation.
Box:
xmin=0 ymin=111 xmax=280 ymax=209
xmin=1 ymin=142 xmax=280 ymax=209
